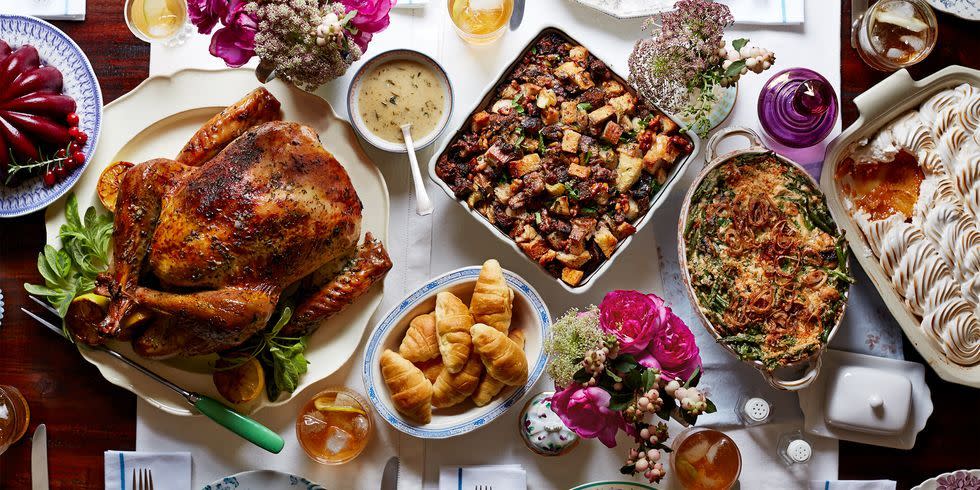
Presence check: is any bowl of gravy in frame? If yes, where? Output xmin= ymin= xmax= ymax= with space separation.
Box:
xmin=348 ymin=50 xmax=453 ymax=153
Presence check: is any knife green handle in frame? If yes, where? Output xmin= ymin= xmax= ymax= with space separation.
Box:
xmin=194 ymin=396 xmax=285 ymax=454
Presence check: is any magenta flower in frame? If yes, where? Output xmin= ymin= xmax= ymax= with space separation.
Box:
xmin=187 ymin=0 xmax=229 ymax=34
xmin=550 ymin=386 xmax=623 ymax=448
xmin=209 ymin=1 xmax=257 ymax=67
xmin=638 ymin=309 xmax=702 ymax=382
xmin=338 ymin=0 xmax=396 ymax=52
xmin=598 ymin=290 xmax=667 ymax=355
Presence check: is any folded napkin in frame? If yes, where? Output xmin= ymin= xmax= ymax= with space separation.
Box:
xmin=439 ymin=464 xmax=526 ymax=490
xmin=2 ymin=0 xmax=87 ymax=21
xmin=810 ymin=481 xmax=897 ymax=490
xmin=720 ymin=0 xmax=805 ymax=25
xmin=105 ymin=451 xmax=191 ymax=490
xmin=394 ymin=0 xmax=429 ymax=7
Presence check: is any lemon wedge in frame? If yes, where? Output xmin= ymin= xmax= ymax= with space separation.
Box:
xmin=314 ymin=397 xmax=367 ymax=415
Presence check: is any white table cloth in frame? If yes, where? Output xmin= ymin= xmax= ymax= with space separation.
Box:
xmin=139 ymin=0 xmax=908 ymax=488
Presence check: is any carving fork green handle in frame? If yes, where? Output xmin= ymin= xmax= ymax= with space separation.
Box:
xmin=25 ymin=296 xmax=285 ymax=454
xmin=192 ymin=396 xmax=285 ymax=454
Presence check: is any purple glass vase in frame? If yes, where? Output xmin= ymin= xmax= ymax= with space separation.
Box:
xmin=758 ymin=68 xmax=838 ymax=149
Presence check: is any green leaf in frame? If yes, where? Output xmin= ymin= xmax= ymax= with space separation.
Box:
xmin=24 ymin=283 xmax=59 ymax=297
xmin=572 ymin=367 xmax=592 ymax=384
xmin=576 ymin=102 xmax=592 ymax=112
xmin=683 ymin=366 xmax=701 ymax=388
xmin=607 ymin=392 xmax=634 ymax=411
xmin=732 ymin=38 xmax=749 ymax=51
xmin=605 ymin=369 xmax=622 ymax=383
xmin=65 ymin=193 xmax=81 ymax=231
xmin=641 ymin=369 xmax=656 ymax=390
xmin=268 ymin=307 xmax=293 ymax=337
xmin=705 ymin=398 xmax=717 ymax=414
xmin=725 ymin=59 xmax=746 ymax=77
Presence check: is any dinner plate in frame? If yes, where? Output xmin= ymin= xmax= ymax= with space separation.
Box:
xmin=42 ymin=68 xmax=390 ymax=416
xmin=913 ymin=469 xmax=980 ymax=490
xmin=202 ymin=470 xmax=325 ymax=490
xmin=925 ymin=0 xmax=980 ymax=21
xmin=570 ymin=482 xmax=658 ymax=490
xmin=0 ymin=15 xmax=102 ymax=218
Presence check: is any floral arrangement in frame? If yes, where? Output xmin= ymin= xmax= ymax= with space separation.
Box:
xmin=627 ymin=0 xmax=775 ymax=136
xmin=188 ymin=0 xmax=395 ymax=90
xmin=545 ymin=290 xmax=715 ymax=484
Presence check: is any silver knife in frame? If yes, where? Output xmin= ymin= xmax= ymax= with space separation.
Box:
xmin=31 ymin=424 xmax=48 ymax=490
xmin=509 ymin=0 xmax=525 ymax=31
xmin=380 ymin=456 xmax=399 ymax=490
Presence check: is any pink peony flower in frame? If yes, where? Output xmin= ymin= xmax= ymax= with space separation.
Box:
xmin=550 ymin=386 xmax=623 ymax=448
xmin=338 ymin=0 xmax=396 ymax=52
xmin=599 ymin=290 xmax=667 ymax=355
xmin=638 ymin=308 xmax=702 ymax=382
xmin=208 ymin=0 xmax=256 ymax=67
xmin=187 ymin=0 xmax=231 ymax=34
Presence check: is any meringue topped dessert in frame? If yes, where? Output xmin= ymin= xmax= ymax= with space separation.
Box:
xmin=839 ymin=83 xmax=980 ymax=366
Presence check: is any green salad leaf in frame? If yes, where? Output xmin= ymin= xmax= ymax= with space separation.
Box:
xmin=25 ymin=193 xmax=113 ymax=318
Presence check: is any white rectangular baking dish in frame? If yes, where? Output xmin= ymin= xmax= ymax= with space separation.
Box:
xmin=820 ymin=65 xmax=980 ymax=388
xmin=427 ymin=25 xmax=701 ymax=293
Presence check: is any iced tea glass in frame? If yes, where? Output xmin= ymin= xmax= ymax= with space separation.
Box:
xmin=851 ymin=0 xmax=938 ymax=71
xmin=0 ymin=385 xmax=30 ymax=456
xmin=671 ymin=427 xmax=742 ymax=490
xmin=448 ymin=0 xmax=514 ymax=45
xmin=296 ymin=387 xmax=373 ymax=465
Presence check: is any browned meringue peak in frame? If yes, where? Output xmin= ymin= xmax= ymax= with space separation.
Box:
xmin=939 ymin=301 xmax=980 ymax=366
xmin=902 ymin=248 xmax=954 ymax=317
xmin=855 ymin=210 xmax=905 ymax=257
xmin=923 ymin=276 xmax=959 ymax=316
xmin=879 ymin=221 xmax=924 ymax=278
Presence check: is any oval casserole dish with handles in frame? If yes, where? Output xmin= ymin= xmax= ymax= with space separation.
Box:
xmin=678 ymin=127 xmax=851 ymax=391
xmin=820 ymin=66 xmax=980 ymax=388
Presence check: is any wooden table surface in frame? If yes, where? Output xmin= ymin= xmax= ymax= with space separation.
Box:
xmin=1 ymin=1 xmax=978 ymax=488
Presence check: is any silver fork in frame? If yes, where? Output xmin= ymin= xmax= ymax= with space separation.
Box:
xmin=133 ymin=468 xmax=154 ymax=490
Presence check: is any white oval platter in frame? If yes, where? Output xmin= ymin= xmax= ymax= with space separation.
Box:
xmin=42 ymin=68 xmax=390 ymax=416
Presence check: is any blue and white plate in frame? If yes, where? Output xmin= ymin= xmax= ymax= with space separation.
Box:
xmin=202 ymin=470 xmax=325 ymax=490
xmin=926 ymin=0 xmax=980 ymax=21
xmin=0 ymin=15 xmax=102 ymax=218
xmin=363 ymin=266 xmax=551 ymax=439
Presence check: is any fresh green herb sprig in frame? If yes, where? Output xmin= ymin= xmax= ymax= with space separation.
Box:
xmin=219 ymin=306 xmax=310 ymax=400
xmin=24 ymin=193 xmax=113 ymax=318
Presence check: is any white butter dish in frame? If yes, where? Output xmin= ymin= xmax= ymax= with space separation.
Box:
xmin=825 ymin=366 xmax=911 ymax=435
xmin=799 ymin=350 xmax=932 ymax=449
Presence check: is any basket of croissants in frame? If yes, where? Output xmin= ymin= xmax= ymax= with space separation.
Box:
xmin=362 ymin=260 xmax=550 ymax=438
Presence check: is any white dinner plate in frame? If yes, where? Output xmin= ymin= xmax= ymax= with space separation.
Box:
xmin=42 ymin=68 xmax=390 ymax=416
xmin=202 ymin=470 xmax=325 ymax=490
xmin=913 ymin=469 xmax=980 ymax=490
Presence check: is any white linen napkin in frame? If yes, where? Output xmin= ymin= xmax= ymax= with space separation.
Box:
xmin=439 ymin=464 xmax=527 ymax=490
xmin=395 ymin=0 xmax=430 ymax=7
xmin=810 ymin=481 xmax=898 ymax=490
xmin=720 ymin=0 xmax=805 ymax=24
xmin=1 ymin=0 xmax=87 ymax=21
xmin=105 ymin=451 xmax=191 ymax=490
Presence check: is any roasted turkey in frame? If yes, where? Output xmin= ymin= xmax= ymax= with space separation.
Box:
xmin=88 ymin=88 xmax=392 ymax=358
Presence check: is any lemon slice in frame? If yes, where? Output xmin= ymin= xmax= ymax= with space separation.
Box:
xmin=64 ymin=293 xmax=110 ymax=344
xmin=314 ymin=398 xmax=367 ymax=415
xmin=213 ymin=358 xmax=266 ymax=404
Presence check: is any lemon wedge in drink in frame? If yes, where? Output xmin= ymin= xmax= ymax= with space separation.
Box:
xmin=314 ymin=397 xmax=367 ymax=415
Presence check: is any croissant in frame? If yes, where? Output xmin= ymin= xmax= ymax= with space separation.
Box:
xmin=414 ymin=358 xmax=444 ymax=384
xmin=380 ymin=349 xmax=433 ymax=424
xmin=470 ymin=259 xmax=514 ymax=334
xmin=399 ymin=313 xmax=440 ymax=362
xmin=431 ymin=353 xmax=483 ymax=408
xmin=471 ymin=323 xmax=528 ymax=387
xmin=472 ymin=329 xmax=526 ymax=406
xmin=435 ymin=292 xmax=473 ymax=373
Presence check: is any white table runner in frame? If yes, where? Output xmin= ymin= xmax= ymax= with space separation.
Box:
xmin=139 ymin=1 xmax=907 ymax=487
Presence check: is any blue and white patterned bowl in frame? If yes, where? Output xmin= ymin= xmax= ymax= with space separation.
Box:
xmin=363 ymin=266 xmax=551 ymax=439
xmin=0 ymin=15 xmax=102 ymax=218
xmin=926 ymin=0 xmax=980 ymax=21
xmin=202 ymin=470 xmax=325 ymax=490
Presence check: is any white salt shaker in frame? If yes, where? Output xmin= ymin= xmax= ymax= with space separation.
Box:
xmin=777 ymin=429 xmax=812 ymax=466
xmin=735 ymin=394 xmax=772 ymax=426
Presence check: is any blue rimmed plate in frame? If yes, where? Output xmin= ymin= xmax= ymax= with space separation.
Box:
xmin=363 ymin=266 xmax=551 ymax=439
xmin=202 ymin=470 xmax=325 ymax=490
xmin=0 ymin=15 xmax=102 ymax=218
